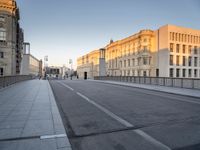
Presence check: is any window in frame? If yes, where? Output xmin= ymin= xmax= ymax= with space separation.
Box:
xmin=127 ymin=70 xmax=130 ymax=76
xmin=172 ymin=33 xmax=174 ymax=41
xmin=182 ymin=69 xmax=186 ymax=77
xmin=156 ymin=69 xmax=159 ymax=77
xmin=188 ymin=35 xmax=190 ymax=43
xmin=188 ymin=45 xmax=192 ymax=54
xmin=169 ymin=68 xmax=173 ymax=77
xmin=188 ymin=69 xmax=192 ymax=77
xmin=188 ymin=56 xmax=192 ymax=66
xmin=137 ymin=58 xmax=141 ymax=66
xmin=120 ymin=61 xmax=122 ymax=68
xmin=132 ymin=59 xmax=135 ymax=66
xmin=143 ymin=71 xmax=147 ymax=77
xmin=183 ymin=56 xmax=186 ymax=66
xmin=176 ymin=69 xmax=180 ymax=77
xmin=0 ymin=16 xmax=5 ymax=22
xmin=182 ymin=45 xmax=186 ymax=53
xmin=181 ymin=34 xmax=184 ymax=42
xmin=184 ymin=34 xmax=187 ymax=42
xmin=128 ymin=59 xmax=130 ymax=67
xmin=0 ymin=67 xmax=3 ymax=76
xmin=194 ymin=57 xmax=198 ymax=67
xmin=194 ymin=46 xmax=198 ymax=54
xmin=191 ymin=35 xmax=193 ymax=43
xmin=0 ymin=52 xmax=3 ymax=58
xmin=194 ymin=69 xmax=197 ymax=77
xmin=170 ymin=43 xmax=173 ymax=52
xmin=0 ymin=28 xmax=6 ymax=41
xmin=124 ymin=60 xmax=126 ymax=67
xmin=176 ymin=44 xmax=179 ymax=53
xmin=144 ymin=46 xmax=148 ymax=52
xmin=132 ymin=70 xmax=135 ymax=76
xmin=170 ymin=55 xmax=173 ymax=65
xmin=176 ymin=55 xmax=180 ymax=66
xmin=143 ymin=57 xmax=148 ymax=65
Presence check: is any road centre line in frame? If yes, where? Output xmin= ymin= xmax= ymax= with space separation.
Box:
xmin=76 ymin=91 xmax=171 ymax=150
xmin=135 ymin=130 xmax=171 ymax=150
xmin=76 ymin=92 xmax=133 ymax=128
xmin=58 ymin=82 xmax=74 ymax=91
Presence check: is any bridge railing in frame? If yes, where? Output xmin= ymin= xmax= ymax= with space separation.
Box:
xmin=0 ymin=75 xmax=33 ymax=89
xmin=94 ymin=76 xmax=200 ymax=90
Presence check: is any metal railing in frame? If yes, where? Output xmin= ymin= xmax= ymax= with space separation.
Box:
xmin=0 ymin=75 xmax=33 ymax=89
xmin=94 ymin=76 xmax=200 ymax=90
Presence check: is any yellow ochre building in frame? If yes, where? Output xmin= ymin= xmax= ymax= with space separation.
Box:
xmin=77 ymin=24 xmax=200 ymax=79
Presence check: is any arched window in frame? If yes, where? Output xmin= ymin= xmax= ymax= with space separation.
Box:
xmin=0 ymin=28 xmax=6 ymax=41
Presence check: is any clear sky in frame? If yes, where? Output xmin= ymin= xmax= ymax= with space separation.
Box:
xmin=16 ymin=0 xmax=200 ymax=68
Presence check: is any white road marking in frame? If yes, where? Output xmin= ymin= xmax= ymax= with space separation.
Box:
xmin=76 ymin=91 xmax=171 ymax=150
xmin=40 ymin=134 xmax=66 ymax=140
xmin=76 ymin=92 xmax=133 ymax=128
xmin=58 ymin=82 xmax=74 ymax=91
xmin=135 ymin=130 xmax=171 ymax=150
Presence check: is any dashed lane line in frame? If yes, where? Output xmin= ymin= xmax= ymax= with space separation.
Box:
xmin=58 ymin=81 xmax=74 ymax=91
xmin=54 ymin=81 xmax=171 ymax=150
xmin=76 ymin=92 xmax=133 ymax=128
xmin=76 ymin=91 xmax=171 ymax=150
xmin=135 ymin=130 xmax=171 ymax=150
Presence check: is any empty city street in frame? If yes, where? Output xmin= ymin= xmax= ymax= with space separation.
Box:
xmin=49 ymin=80 xmax=200 ymax=150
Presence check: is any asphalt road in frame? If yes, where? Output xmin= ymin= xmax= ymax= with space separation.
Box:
xmin=49 ymin=79 xmax=200 ymax=150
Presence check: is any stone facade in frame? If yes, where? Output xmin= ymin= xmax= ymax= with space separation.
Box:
xmin=77 ymin=49 xmax=106 ymax=79
xmin=77 ymin=24 xmax=200 ymax=78
xmin=20 ymin=54 xmax=41 ymax=76
xmin=157 ymin=25 xmax=200 ymax=78
xmin=0 ymin=0 xmax=24 ymax=76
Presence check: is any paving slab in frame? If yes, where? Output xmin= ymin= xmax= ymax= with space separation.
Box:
xmin=0 ymin=80 xmax=72 ymax=150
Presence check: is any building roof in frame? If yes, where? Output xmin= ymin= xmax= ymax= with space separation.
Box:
xmin=0 ymin=0 xmax=17 ymax=15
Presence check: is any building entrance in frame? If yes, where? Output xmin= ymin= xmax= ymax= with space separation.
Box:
xmin=84 ymin=72 xmax=87 ymax=80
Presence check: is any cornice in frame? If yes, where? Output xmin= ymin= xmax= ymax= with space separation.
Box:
xmin=0 ymin=0 xmax=17 ymax=15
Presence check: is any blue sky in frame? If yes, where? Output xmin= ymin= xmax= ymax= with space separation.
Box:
xmin=16 ymin=0 xmax=200 ymax=68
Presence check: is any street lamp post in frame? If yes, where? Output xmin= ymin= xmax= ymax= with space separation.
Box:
xmin=69 ymin=59 xmax=72 ymax=80
xmin=44 ymin=56 xmax=48 ymax=79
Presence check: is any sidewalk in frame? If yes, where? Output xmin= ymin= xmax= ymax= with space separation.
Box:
xmin=91 ymin=80 xmax=200 ymax=98
xmin=0 ymin=80 xmax=72 ymax=150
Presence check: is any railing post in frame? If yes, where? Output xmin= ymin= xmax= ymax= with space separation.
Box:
xmin=181 ymin=78 xmax=183 ymax=88
xmin=163 ymin=77 xmax=165 ymax=86
xmin=192 ymin=79 xmax=194 ymax=89
xmin=3 ymin=76 xmax=5 ymax=87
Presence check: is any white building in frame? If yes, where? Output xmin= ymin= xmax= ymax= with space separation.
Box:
xmin=20 ymin=54 xmax=41 ymax=76
xmin=77 ymin=24 xmax=200 ymax=78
